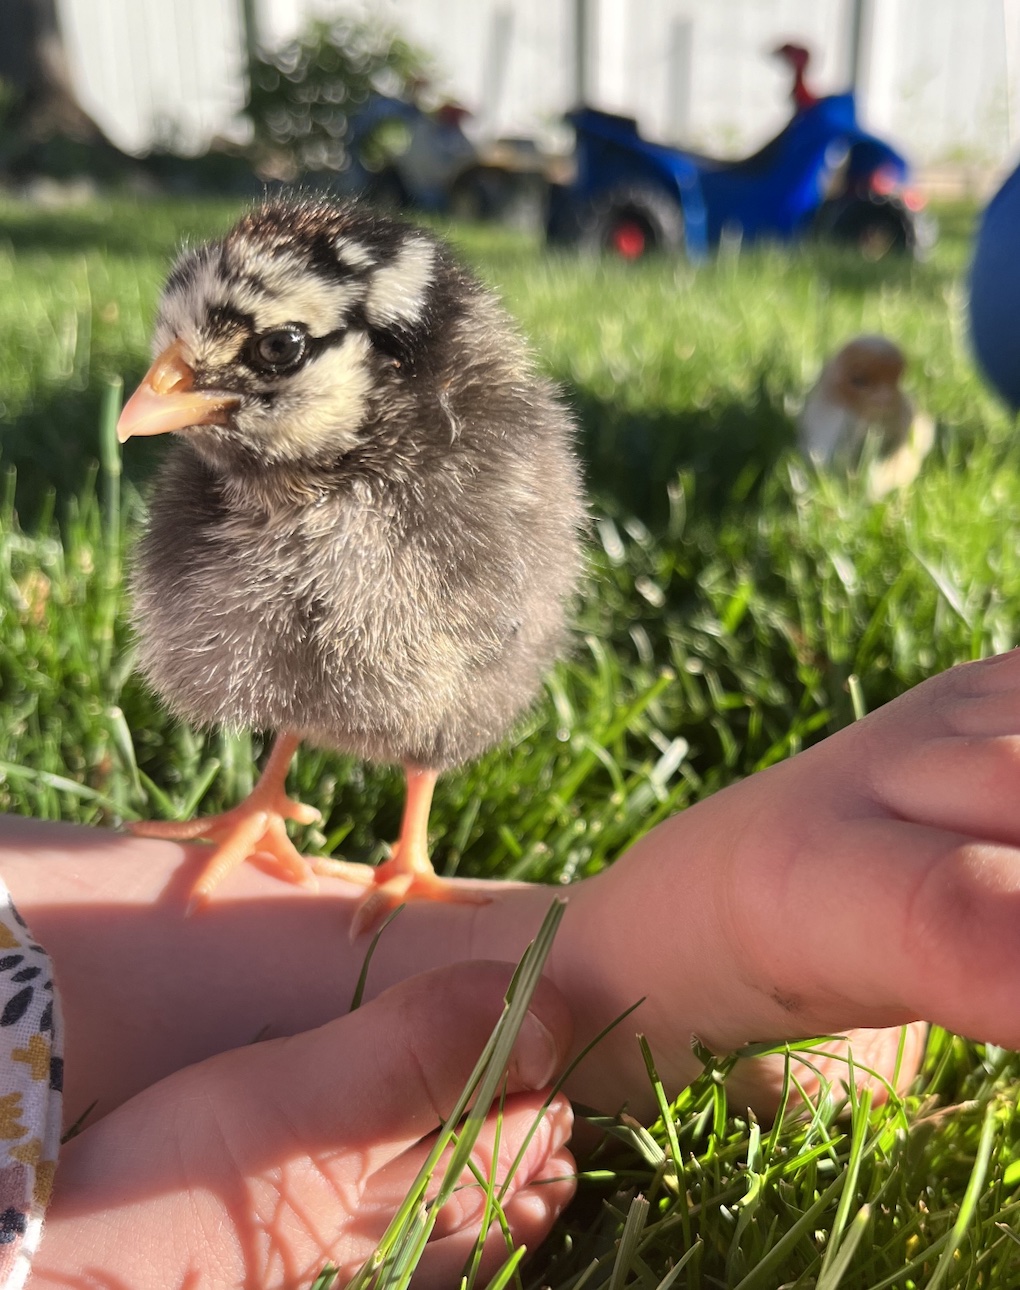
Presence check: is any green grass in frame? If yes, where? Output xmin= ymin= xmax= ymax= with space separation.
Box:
xmin=2 ymin=195 xmax=1020 ymax=1286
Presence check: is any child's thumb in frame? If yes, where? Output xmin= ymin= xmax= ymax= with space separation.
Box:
xmin=232 ymin=960 xmax=573 ymax=1151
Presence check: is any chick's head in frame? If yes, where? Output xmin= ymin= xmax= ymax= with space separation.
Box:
xmin=118 ymin=201 xmax=456 ymax=473
xmin=824 ymin=335 xmax=906 ymax=422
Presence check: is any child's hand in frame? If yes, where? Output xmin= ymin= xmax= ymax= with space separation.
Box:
xmin=34 ymin=962 xmax=575 ymax=1290
xmin=725 ymin=649 xmax=1020 ymax=1049
xmin=10 ymin=650 xmax=1020 ymax=1225
xmin=491 ymin=650 xmax=1020 ymax=1119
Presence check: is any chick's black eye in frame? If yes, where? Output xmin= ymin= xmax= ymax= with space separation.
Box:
xmin=250 ymin=326 xmax=307 ymax=374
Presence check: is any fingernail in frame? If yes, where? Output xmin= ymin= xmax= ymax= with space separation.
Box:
xmin=545 ymin=1093 xmax=574 ymax=1148
xmin=515 ymin=1010 xmax=559 ymax=1089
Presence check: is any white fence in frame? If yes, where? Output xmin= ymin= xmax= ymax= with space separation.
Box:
xmin=56 ymin=0 xmax=1020 ymax=174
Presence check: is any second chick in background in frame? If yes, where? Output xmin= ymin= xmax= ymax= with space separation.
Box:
xmin=798 ymin=335 xmax=934 ymax=500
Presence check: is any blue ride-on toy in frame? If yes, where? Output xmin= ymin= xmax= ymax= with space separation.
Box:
xmin=547 ymin=93 xmax=931 ymax=261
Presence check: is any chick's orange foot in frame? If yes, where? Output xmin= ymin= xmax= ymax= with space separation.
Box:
xmin=316 ymin=854 xmax=491 ymax=941
xmin=130 ymin=740 xmax=488 ymax=926
xmin=127 ymin=734 xmax=364 ymax=912
xmin=316 ymin=765 xmax=491 ymax=937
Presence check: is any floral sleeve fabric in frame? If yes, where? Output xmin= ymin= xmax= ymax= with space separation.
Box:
xmin=0 ymin=882 xmax=62 ymax=1289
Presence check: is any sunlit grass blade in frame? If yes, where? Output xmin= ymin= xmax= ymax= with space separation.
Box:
xmin=925 ymin=1101 xmax=998 ymax=1290
xmin=816 ymin=1204 xmax=871 ymax=1290
xmin=0 ymin=760 xmax=127 ymax=814
xmin=481 ymin=1245 xmax=525 ymax=1290
xmin=349 ymin=904 xmax=406 ymax=1011
xmin=607 ymin=1194 xmax=649 ymax=1290
xmin=96 ymin=373 xmax=122 ymax=672
xmin=730 ymin=1172 xmax=845 ymax=1290
xmin=107 ymin=703 xmax=143 ymax=805
xmin=496 ymin=996 xmax=645 ymax=1208
xmin=344 ymin=898 xmax=566 ymax=1290
xmin=817 ymin=1086 xmax=873 ymax=1281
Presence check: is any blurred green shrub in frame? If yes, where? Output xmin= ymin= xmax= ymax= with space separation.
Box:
xmin=244 ymin=16 xmax=432 ymax=180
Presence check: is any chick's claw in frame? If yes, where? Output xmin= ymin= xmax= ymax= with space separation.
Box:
xmin=347 ymin=870 xmax=491 ymax=941
xmin=183 ymin=809 xmax=319 ymax=916
xmin=128 ymin=733 xmax=326 ymax=912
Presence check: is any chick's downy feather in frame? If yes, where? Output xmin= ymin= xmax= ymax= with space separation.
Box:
xmin=131 ymin=200 xmax=584 ymax=772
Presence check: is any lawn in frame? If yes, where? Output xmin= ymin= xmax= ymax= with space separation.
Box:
xmin=2 ymin=194 xmax=1020 ymax=1286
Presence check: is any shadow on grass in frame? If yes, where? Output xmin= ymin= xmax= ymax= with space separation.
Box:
xmin=0 ymin=206 xmax=158 ymax=258
xmin=806 ymin=246 xmax=961 ymax=301
xmin=3 ymin=365 xmax=798 ymax=533
xmin=570 ymin=379 xmax=796 ymax=526
xmin=1 ymin=374 xmax=165 ymax=526
xmin=0 ymin=199 xmax=241 ymax=261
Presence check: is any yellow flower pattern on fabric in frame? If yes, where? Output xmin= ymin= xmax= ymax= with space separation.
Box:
xmin=11 ymin=1037 xmax=49 ymax=1084
xmin=0 ymin=1098 xmax=25 ymax=1144
xmin=0 ymin=883 xmax=62 ymax=1289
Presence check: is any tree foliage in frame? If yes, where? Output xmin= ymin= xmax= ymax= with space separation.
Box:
xmin=0 ymin=0 xmax=128 ymax=180
xmin=245 ymin=17 xmax=433 ymax=180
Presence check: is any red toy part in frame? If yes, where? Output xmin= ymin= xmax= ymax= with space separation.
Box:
xmin=773 ymin=42 xmax=820 ymax=112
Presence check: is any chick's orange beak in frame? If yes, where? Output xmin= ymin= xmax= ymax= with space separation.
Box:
xmin=116 ymin=340 xmax=240 ymax=443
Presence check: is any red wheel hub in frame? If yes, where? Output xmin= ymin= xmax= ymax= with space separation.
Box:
xmin=610 ymin=219 xmax=647 ymax=259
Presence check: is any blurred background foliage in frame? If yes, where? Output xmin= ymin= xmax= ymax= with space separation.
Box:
xmin=245 ymin=16 xmax=432 ymax=180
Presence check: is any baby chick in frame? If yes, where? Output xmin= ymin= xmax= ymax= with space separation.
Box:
xmin=798 ymin=335 xmax=934 ymax=500
xmin=117 ymin=198 xmax=584 ymax=925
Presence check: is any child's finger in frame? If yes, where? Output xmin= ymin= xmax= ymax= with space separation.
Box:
xmin=869 ymin=733 xmax=1020 ymax=846
xmin=836 ymin=649 xmax=1020 ymax=760
xmin=935 ymin=685 xmax=1020 ymax=738
xmin=426 ymin=1092 xmax=574 ymax=1240
xmin=411 ymin=1146 xmax=576 ymax=1287
xmin=359 ymin=1090 xmax=574 ymax=1241
xmin=745 ymin=816 xmax=1020 ymax=1049
xmin=727 ymin=1022 xmax=930 ymax=1117
xmin=210 ymin=960 xmax=574 ymax=1159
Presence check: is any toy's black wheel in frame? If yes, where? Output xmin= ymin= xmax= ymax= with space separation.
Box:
xmin=819 ymin=196 xmax=915 ymax=259
xmin=449 ymin=167 xmax=547 ymax=230
xmin=582 ymin=184 xmax=685 ymax=259
xmin=546 ymin=183 xmax=585 ymax=245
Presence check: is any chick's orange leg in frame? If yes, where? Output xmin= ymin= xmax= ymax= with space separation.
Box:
xmin=320 ymin=765 xmax=489 ymax=939
xmin=129 ymin=734 xmax=370 ymax=911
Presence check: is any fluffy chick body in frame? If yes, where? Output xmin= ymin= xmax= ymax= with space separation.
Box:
xmin=131 ymin=201 xmax=583 ymax=773
xmin=798 ymin=334 xmax=933 ymax=499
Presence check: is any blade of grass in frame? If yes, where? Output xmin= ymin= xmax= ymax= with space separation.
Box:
xmin=925 ymin=1101 xmax=998 ymax=1290
xmin=107 ymin=703 xmax=143 ymax=804
xmin=96 ymin=374 xmax=122 ymax=672
xmin=608 ymin=1194 xmax=650 ymax=1290
xmin=638 ymin=1035 xmax=687 ymax=1220
xmin=349 ymin=905 xmax=406 ymax=1011
xmin=480 ymin=1246 xmax=525 ymax=1290
xmin=818 ymin=1087 xmax=873 ymax=1281
xmin=497 ymin=996 xmax=645 ymax=1207
xmin=0 ymin=760 xmax=127 ymax=814
xmin=345 ymin=898 xmax=566 ymax=1290
xmin=816 ymin=1204 xmax=871 ymax=1290
xmin=729 ymin=1172 xmax=845 ymax=1290
xmin=652 ymin=1241 xmax=701 ymax=1289
xmin=178 ymin=757 xmax=224 ymax=819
